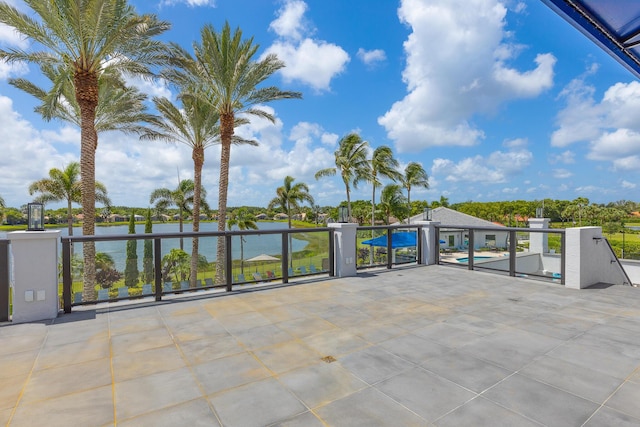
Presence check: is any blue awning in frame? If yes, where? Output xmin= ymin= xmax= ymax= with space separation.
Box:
xmin=542 ymin=0 xmax=640 ymax=79
xmin=361 ymin=232 xmax=417 ymax=248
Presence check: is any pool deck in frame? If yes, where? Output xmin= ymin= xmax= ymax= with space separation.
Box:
xmin=1 ymin=265 xmax=640 ymax=426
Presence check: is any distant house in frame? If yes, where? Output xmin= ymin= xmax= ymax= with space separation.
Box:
xmin=107 ymin=214 xmax=125 ymax=223
xmin=273 ymin=213 xmax=288 ymax=220
xmin=400 ymin=207 xmax=508 ymax=250
xmin=255 ymin=213 xmax=268 ymax=220
xmin=133 ymin=214 xmax=144 ymax=221
xmin=291 ymin=212 xmax=307 ymax=221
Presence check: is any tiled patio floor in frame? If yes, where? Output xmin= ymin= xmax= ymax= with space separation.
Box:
xmin=1 ymin=265 xmax=639 ymax=426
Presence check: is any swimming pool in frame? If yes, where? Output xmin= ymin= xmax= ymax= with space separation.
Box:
xmin=456 ymin=256 xmax=492 ymax=263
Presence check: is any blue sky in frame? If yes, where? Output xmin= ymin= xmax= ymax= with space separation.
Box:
xmin=1 ymin=0 xmax=639 ymax=210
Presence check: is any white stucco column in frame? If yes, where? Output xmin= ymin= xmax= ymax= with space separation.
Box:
xmin=9 ymin=230 xmax=60 ymax=323
xmin=529 ymin=218 xmax=550 ymax=254
xmin=415 ymin=221 xmax=440 ymax=265
xmin=328 ymin=223 xmax=358 ymax=277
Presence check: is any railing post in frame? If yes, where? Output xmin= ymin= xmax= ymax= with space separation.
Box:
xmin=468 ymin=230 xmax=474 ymax=270
xmin=0 ymin=240 xmax=10 ymax=322
xmin=328 ymin=229 xmax=335 ymax=277
xmin=560 ymin=232 xmax=566 ymax=285
xmin=154 ymin=238 xmax=162 ymax=301
xmin=328 ymin=223 xmax=358 ymax=277
xmin=225 ymin=234 xmax=233 ymax=292
xmin=62 ymin=238 xmax=72 ymax=313
xmin=386 ymin=231 xmax=393 ymax=269
xmin=509 ymin=230 xmax=517 ymax=277
xmin=282 ymin=232 xmax=289 ymax=284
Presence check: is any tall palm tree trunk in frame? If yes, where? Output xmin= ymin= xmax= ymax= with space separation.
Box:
xmin=67 ymin=198 xmax=75 ymax=257
xmin=76 ymin=70 xmax=98 ymax=301
xmin=190 ymin=147 xmax=204 ymax=288
xmin=370 ymin=183 xmax=376 ymax=265
xmin=215 ymin=113 xmax=234 ymax=285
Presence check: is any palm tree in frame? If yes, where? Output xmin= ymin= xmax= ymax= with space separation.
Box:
xmin=166 ymin=22 xmax=301 ymax=285
xmin=401 ymin=162 xmax=429 ymax=223
xmin=149 ymin=179 xmax=208 ymax=250
xmin=268 ymin=176 xmax=314 ymax=269
xmin=227 ymin=208 xmax=258 ymax=274
xmin=28 ymin=162 xmax=111 ymax=237
xmin=368 ymin=146 xmax=401 ymax=226
xmin=377 ymin=184 xmax=408 ymax=225
xmin=0 ymin=0 xmax=170 ymax=300
xmin=315 ymin=133 xmax=370 ymax=221
xmin=141 ymin=95 xmax=222 ymax=288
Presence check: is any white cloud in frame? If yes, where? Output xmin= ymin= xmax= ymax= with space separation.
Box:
xmin=160 ymin=0 xmax=215 ymax=7
xmin=0 ymin=60 xmax=28 ymax=80
xmin=269 ymin=0 xmax=308 ymax=41
xmin=621 ymin=180 xmax=636 ymax=189
xmin=431 ymin=145 xmax=532 ymax=184
xmin=0 ymin=22 xmax=29 ymax=49
xmin=378 ymin=0 xmax=555 ymax=152
xmin=123 ymin=75 xmax=172 ymax=100
xmin=263 ymin=0 xmax=349 ymax=92
xmin=549 ymin=150 xmax=575 ymax=164
xmin=552 ymin=168 xmax=572 ymax=179
xmin=357 ymin=48 xmax=386 ymax=67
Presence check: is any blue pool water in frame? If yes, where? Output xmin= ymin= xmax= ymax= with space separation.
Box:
xmin=456 ymin=256 xmax=492 ymax=263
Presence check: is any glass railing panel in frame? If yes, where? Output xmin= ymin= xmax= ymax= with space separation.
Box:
xmin=356 ymin=228 xmax=388 ymax=269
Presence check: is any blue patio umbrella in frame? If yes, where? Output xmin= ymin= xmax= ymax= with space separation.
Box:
xmin=361 ymin=232 xmax=417 ymax=248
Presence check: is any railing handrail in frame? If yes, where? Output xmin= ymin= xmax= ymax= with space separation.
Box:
xmin=435 ymin=224 xmax=565 ymax=234
xmin=61 ymin=226 xmax=333 ymax=243
xmin=604 ymin=237 xmax=633 ymax=286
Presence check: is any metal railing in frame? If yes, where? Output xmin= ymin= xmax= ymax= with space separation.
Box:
xmin=0 ymin=239 xmax=9 ymax=322
xmin=436 ymin=225 xmax=566 ymax=284
xmin=61 ymin=227 xmax=335 ymax=313
xmin=356 ymin=225 xmax=424 ymax=270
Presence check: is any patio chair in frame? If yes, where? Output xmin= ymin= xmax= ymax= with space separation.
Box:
xmin=163 ymin=282 xmax=173 ymax=292
xmin=252 ymin=272 xmax=263 ymax=282
xmin=142 ymin=284 xmax=153 ymax=295
xmin=73 ymin=292 xmax=83 ymax=304
xmin=117 ymin=287 xmax=129 ymax=298
xmin=299 ymin=266 xmax=308 ymax=275
xmin=180 ymin=281 xmax=189 ymax=290
xmin=195 ymin=279 xmax=202 ymax=288
xmin=309 ymin=265 xmax=318 ymax=274
xmin=266 ymin=270 xmax=276 ymax=280
xmin=288 ymin=267 xmax=294 ymax=276
xmin=97 ymin=289 xmax=109 ymax=301
xmin=236 ymin=273 xmax=246 ymax=283
xmin=204 ymin=278 xmax=214 ymax=287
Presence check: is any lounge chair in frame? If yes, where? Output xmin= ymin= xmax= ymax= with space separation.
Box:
xmin=97 ymin=289 xmax=109 ymax=301
xmin=298 ymin=266 xmax=307 ymax=275
xmin=73 ymin=292 xmax=83 ymax=304
xmin=117 ymin=287 xmax=129 ymax=298
xmin=180 ymin=281 xmax=189 ymax=290
xmin=266 ymin=270 xmax=276 ymax=280
xmin=309 ymin=265 xmax=318 ymax=274
xmin=204 ymin=278 xmax=214 ymax=287
xmin=195 ymin=279 xmax=202 ymax=288
xmin=236 ymin=273 xmax=246 ymax=283
xmin=142 ymin=284 xmax=153 ymax=295
xmin=163 ymin=282 xmax=173 ymax=292
xmin=252 ymin=272 xmax=263 ymax=282
xmin=288 ymin=267 xmax=294 ymax=276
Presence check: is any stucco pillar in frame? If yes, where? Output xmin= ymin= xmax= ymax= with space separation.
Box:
xmin=9 ymin=230 xmax=60 ymax=323
xmin=415 ymin=221 xmax=440 ymax=265
xmin=328 ymin=223 xmax=358 ymax=277
xmin=529 ymin=218 xmax=550 ymax=254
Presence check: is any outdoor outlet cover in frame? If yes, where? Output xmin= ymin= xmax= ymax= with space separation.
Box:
xmin=25 ymin=290 xmax=34 ymax=302
xmin=37 ymin=290 xmax=45 ymax=301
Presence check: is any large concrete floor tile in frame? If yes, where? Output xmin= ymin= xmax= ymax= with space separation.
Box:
xmin=209 ymin=378 xmax=306 ymax=427
xmin=217 ymin=311 xmax=272 ymax=334
xmin=232 ymin=323 xmax=294 ymax=350
xmin=584 ymin=406 xmax=640 ymax=427
xmin=482 ymin=373 xmax=599 ymax=427
xmin=114 ymin=367 xmax=202 ymax=420
xmin=0 ymin=331 xmax=45 ymax=356
xmin=412 ymin=322 xmax=484 ymax=348
xmin=177 ymin=332 xmax=244 ymax=365
xmin=434 ymin=396 xmax=541 ymax=427
xmin=0 ymin=349 xmax=39 ymax=378
xmin=547 ymin=342 xmax=639 ymax=380
xmin=379 ymin=333 xmax=450 ymax=364
xmin=605 ymin=381 xmax=640 ymax=420
xmin=166 ymin=318 xmax=227 ymax=342
xmin=345 ymin=320 xmax=408 ymax=344
xmin=338 ymin=345 xmax=415 ymax=385
xmin=112 ymin=344 xmax=186 ymax=382
xmin=110 ymin=327 xmax=174 ymax=354
xmin=276 ymin=316 xmax=337 ymax=338
xmin=421 ymin=348 xmax=512 ymax=393
xmin=9 ymin=385 xmax=113 ymax=427
xmin=375 ymin=367 xmax=476 ymax=422
xmin=21 ymin=358 xmax=111 ymax=404
xmin=279 ymin=362 xmax=367 ymax=409
xmin=253 ymin=340 xmax=322 ymax=374
xmin=118 ymin=398 xmax=220 ymax=427
xmin=0 ymin=374 xmax=25 ymax=411
xmin=301 ymin=329 xmax=369 ymax=357
xmin=35 ymin=336 xmax=109 ymax=371
xmin=268 ymin=410 xmax=326 ymax=427
xmin=109 ymin=313 xmax=165 ymax=335
xmin=519 ymin=355 xmax=623 ymax=403
xmin=193 ymin=352 xmax=271 ymax=395
xmin=314 ymin=386 xmax=426 ymax=427
xmin=44 ymin=320 xmax=109 ymax=346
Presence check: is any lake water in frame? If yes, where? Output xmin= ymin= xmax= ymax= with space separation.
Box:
xmin=1 ymin=222 xmax=308 ymax=270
